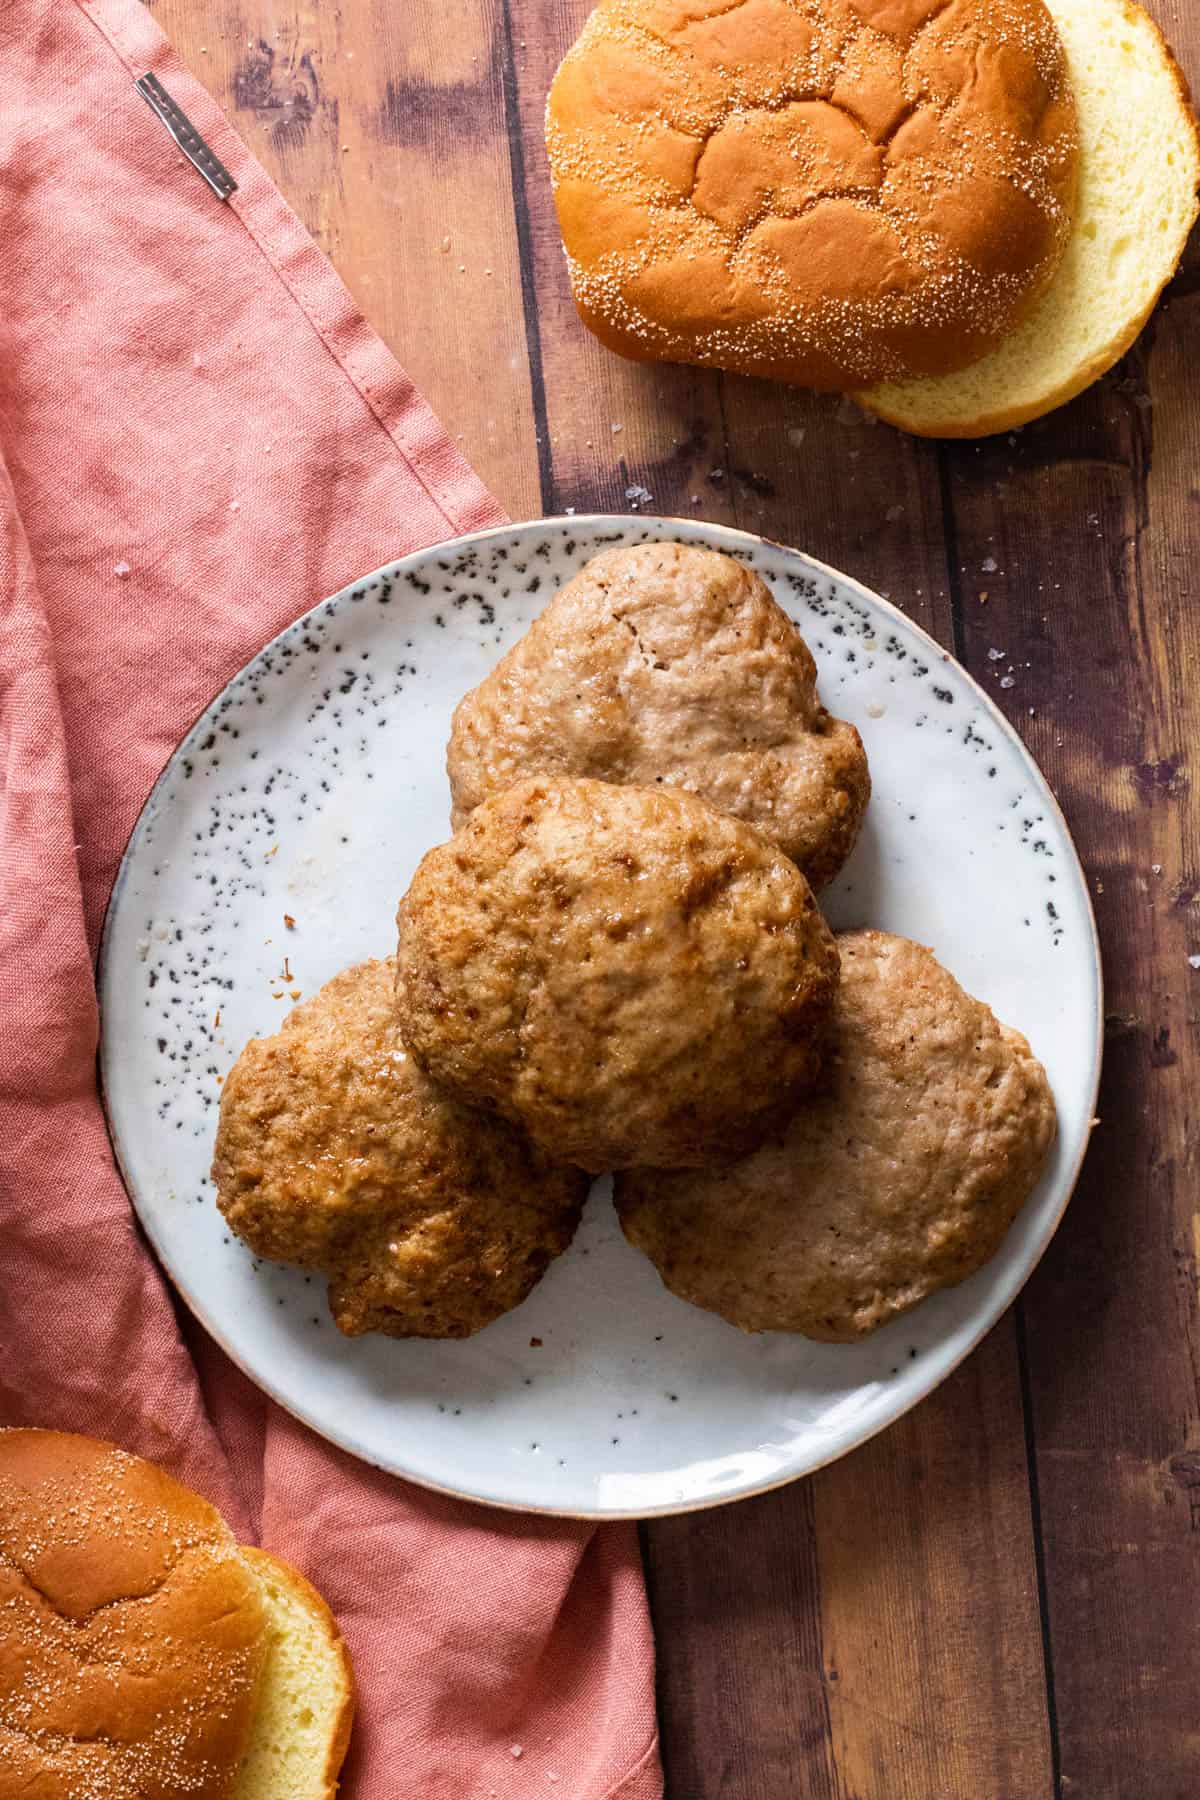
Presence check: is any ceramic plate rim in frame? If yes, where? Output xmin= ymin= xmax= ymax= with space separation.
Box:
xmin=98 ymin=514 xmax=1104 ymax=1519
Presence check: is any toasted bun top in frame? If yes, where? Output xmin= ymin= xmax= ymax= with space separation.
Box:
xmin=0 ymin=1430 xmax=267 ymax=1800
xmin=547 ymin=0 xmax=1079 ymax=388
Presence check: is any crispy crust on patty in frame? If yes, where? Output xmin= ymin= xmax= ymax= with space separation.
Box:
xmin=212 ymin=959 xmax=587 ymax=1339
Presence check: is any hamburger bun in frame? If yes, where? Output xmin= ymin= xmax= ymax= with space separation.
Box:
xmin=546 ymin=0 xmax=1080 ymax=389
xmin=858 ymin=0 xmax=1200 ymax=434
xmin=0 ymin=1430 xmax=354 ymax=1800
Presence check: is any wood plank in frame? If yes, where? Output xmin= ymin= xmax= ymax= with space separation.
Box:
xmin=152 ymin=0 xmax=541 ymax=516
xmin=813 ymin=1329 xmax=1054 ymax=1800
xmin=645 ymin=1329 xmax=1053 ymax=1800
xmin=933 ymin=179 xmax=1200 ymax=1794
xmin=641 ymin=1481 xmax=839 ymax=1800
xmin=498 ymin=1 xmax=739 ymax=529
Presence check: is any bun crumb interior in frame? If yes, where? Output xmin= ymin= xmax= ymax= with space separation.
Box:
xmin=233 ymin=1549 xmax=355 ymax=1800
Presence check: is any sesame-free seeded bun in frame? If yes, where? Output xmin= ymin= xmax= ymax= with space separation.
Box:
xmin=546 ymin=0 xmax=1079 ymax=390
xmin=0 ymin=1430 xmax=267 ymax=1798
xmin=0 ymin=1430 xmax=355 ymax=1800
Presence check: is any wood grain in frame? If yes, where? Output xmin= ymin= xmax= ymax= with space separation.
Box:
xmin=644 ymin=1330 xmax=1054 ymax=1799
xmin=937 ymin=274 xmax=1200 ymax=1798
xmin=157 ymin=0 xmax=542 ymax=514
xmin=150 ymin=0 xmax=1200 ymax=1791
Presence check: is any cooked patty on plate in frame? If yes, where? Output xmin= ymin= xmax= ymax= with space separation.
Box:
xmin=615 ymin=929 xmax=1056 ymax=1338
xmin=448 ymin=541 xmax=869 ymax=891
xmin=212 ymin=958 xmax=587 ymax=1339
xmin=396 ymin=775 xmax=840 ymax=1172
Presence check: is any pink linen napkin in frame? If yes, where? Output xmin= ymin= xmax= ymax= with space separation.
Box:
xmin=0 ymin=1 xmax=661 ymax=1794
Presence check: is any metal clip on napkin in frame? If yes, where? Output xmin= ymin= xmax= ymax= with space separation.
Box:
xmin=134 ymin=72 xmax=237 ymax=201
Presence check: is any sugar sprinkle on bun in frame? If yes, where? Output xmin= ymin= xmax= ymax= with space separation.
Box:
xmin=448 ymin=541 xmax=870 ymax=892
xmin=547 ymin=0 xmax=1079 ymax=389
xmin=858 ymin=0 xmax=1200 ymax=434
xmin=0 ymin=1431 xmax=356 ymax=1800
xmin=0 ymin=1429 xmax=268 ymax=1799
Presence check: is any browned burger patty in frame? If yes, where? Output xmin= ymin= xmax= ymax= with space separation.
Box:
xmin=448 ymin=541 xmax=870 ymax=891
xmin=615 ymin=929 xmax=1057 ymax=1338
xmin=396 ymin=775 xmax=840 ymax=1174
xmin=211 ymin=959 xmax=588 ymax=1339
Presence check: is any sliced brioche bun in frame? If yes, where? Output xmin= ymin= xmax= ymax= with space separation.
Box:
xmin=547 ymin=0 xmax=1081 ymax=391
xmin=0 ymin=1430 xmax=354 ymax=1800
xmin=233 ymin=1550 xmax=355 ymax=1800
xmin=0 ymin=1428 xmax=268 ymax=1797
xmin=857 ymin=0 xmax=1200 ymax=436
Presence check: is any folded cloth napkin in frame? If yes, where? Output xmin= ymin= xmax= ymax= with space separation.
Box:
xmin=0 ymin=2 xmax=661 ymax=1794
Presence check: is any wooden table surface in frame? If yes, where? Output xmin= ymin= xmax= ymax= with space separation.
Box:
xmin=154 ymin=2 xmax=1200 ymax=1793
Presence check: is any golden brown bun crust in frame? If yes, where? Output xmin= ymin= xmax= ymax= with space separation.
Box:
xmin=0 ymin=1430 xmax=267 ymax=1800
xmin=397 ymin=776 xmax=840 ymax=1173
xmin=212 ymin=959 xmax=587 ymax=1339
xmin=448 ymin=542 xmax=870 ymax=891
xmin=236 ymin=1549 xmax=355 ymax=1800
xmin=547 ymin=0 xmax=1079 ymax=389
xmin=857 ymin=0 xmax=1200 ymax=435
xmin=616 ymin=930 xmax=1057 ymax=1337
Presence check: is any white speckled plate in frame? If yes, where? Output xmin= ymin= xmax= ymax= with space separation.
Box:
xmin=99 ymin=517 xmax=1102 ymax=1518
